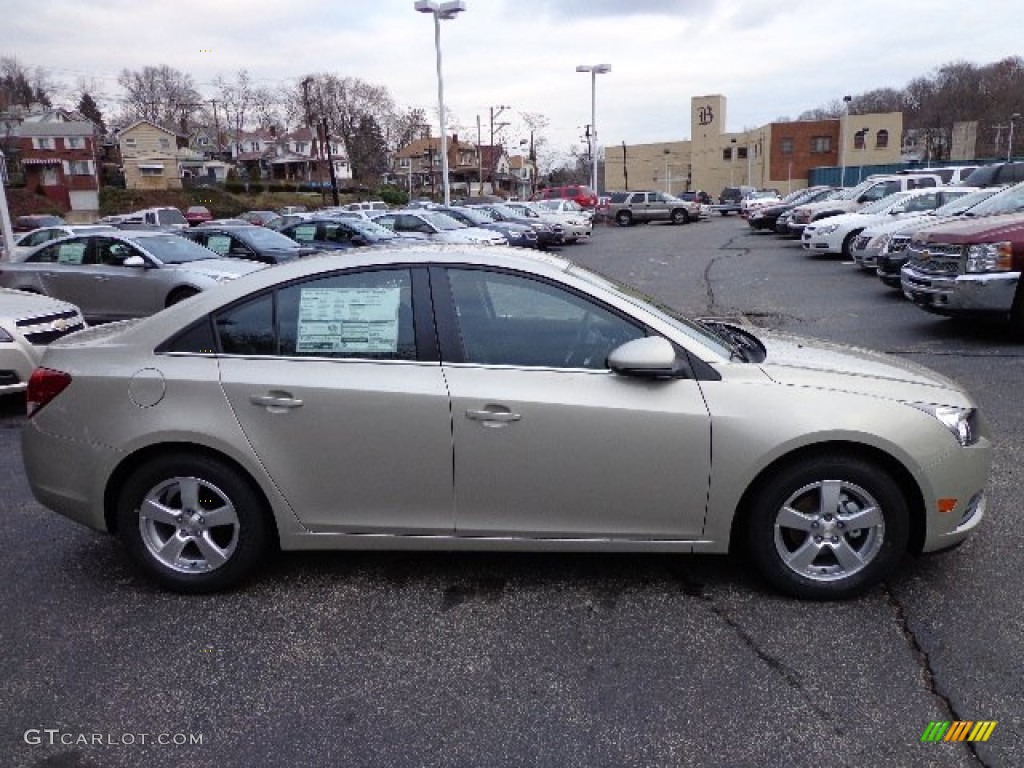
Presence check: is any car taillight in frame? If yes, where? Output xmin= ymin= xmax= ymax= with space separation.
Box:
xmin=27 ymin=368 xmax=72 ymax=416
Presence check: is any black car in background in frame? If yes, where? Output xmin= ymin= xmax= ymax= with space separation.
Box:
xmin=182 ymin=224 xmax=315 ymax=264
xmin=747 ymin=186 xmax=839 ymax=231
xmin=277 ymin=217 xmax=404 ymax=251
xmin=13 ymin=214 xmax=65 ymax=233
xmin=462 ymin=203 xmax=563 ymax=249
xmin=434 ymin=206 xmax=539 ymax=249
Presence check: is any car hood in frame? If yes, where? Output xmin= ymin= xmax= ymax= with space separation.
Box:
xmin=754 ymin=330 xmax=970 ymax=406
xmin=0 ymin=287 xmax=77 ymax=316
xmin=171 ymin=258 xmax=266 ymax=279
xmin=911 ymin=211 xmax=1024 ymax=243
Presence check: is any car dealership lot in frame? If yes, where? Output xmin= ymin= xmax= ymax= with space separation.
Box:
xmin=2 ymin=217 xmax=1021 ymax=767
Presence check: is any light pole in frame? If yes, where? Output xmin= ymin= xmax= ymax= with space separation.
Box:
xmin=1009 ymin=113 xmax=1022 ymax=162
xmin=839 ymin=95 xmax=852 ymax=187
xmin=576 ymin=63 xmax=610 ymax=193
xmin=414 ymin=0 xmax=465 ymax=206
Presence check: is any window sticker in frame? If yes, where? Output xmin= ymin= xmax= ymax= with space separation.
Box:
xmin=296 ymin=286 xmax=401 ymax=354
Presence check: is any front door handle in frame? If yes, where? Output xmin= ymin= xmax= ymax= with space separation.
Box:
xmin=250 ymin=392 xmax=304 ymax=412
xmin=466 ymin=408 xmax=521 ymax=426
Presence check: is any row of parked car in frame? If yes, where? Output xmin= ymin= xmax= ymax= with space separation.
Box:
xmin=0 ymin=197 xmax=599 ymax=397
xmin=740 ymin=161 xmax=1024 ymax=331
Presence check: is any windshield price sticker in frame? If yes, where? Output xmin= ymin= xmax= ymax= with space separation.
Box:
xmin=297 ymin=287 xmax=400 ymax=354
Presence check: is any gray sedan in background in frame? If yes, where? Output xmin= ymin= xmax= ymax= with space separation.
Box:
xmin=0 ymin=231 xmax=265 ymax=324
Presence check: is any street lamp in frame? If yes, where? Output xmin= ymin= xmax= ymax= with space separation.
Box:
xmin=576 ymin=63 xmax=610 ymax=193
xmin=414 ymin=0 xmax=465 ymax=206
xmin=839 ymin=95 xmax=852 ymax=187
xmin=1009 ymin=113 xmax=1022 ymax=162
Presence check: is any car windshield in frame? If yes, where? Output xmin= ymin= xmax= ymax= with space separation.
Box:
xmin=567 ymin=264 xmax=735 ymax=360
xmin=130 ymin=234 xmax=217 ymax=263
xmin=488 ymin=204 xmax=522 ymax=218
xmin=236 ymin=228 xmax=303 ymax=248
xmin=346 ymin=220 xmax=399 ymax=239
xmin=859 ymin=192 xmax=912 ymax=215
xmin=157 ymin=209 xmax=188 ymax=226
xmin=963 ymin=182 xmax=1024 ymax=216
xmin=837 ymin=180 xmax=877 ymax=201
xmin=448 ymin=208 xmax=491 ymax=226
xmin=420 ymin=212 xmax=466 ymax=231
xmin=931 ymin=187 xmax=1003 ymax=216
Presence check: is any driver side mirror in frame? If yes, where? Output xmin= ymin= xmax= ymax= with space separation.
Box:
xmin=123 ymin=255 xmax=147 ymax=268
xmin=608 ymin=337 xmax=683 ymax=378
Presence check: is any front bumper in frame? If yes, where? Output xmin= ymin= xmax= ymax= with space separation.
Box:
xmin=0 ymin=340 xmax=39 ymax=394
xmin=901 ymin=266 xmax=1020 ymax=316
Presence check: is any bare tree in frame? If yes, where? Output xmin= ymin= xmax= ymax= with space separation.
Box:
xmin=0 ymin=57 xmax=55 ymax=109
xmin=116 ymin=64 xmax=202 ymax=130
xmin=286 ymin=74 xmax=404 ymax=182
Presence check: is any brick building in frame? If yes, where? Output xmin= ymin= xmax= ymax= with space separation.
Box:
xmin=16 ymin=110 xmax=100 ymax=214
xmin=605 ymin=94 xmax=904 ymax=196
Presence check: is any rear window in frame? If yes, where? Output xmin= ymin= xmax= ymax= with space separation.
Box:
xmin=609 ymin=193 xmax=630 ymax=203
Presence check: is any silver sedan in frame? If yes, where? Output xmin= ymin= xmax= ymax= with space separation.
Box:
xmin=21 ymin=246 xmax=991 ymax=598
xmin=0 ymin=231 xmax=265 ymax=323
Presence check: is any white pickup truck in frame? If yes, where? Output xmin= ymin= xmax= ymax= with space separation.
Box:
xmin=787 ymin=174 xmax=943 ymax=236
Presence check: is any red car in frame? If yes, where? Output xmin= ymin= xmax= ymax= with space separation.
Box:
xmin=185 ymin=206 xmax=212 ymax=226
xmin=531 ymin=185 xmax=598 ymax=209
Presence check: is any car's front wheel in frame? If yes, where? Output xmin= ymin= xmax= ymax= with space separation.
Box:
xmin=116 ymin=453 xmax=273 ymax=593
xmin=743 ymin=454 xmax=909 ymax=599
xmin=670 ymin=209 xmax=690 ymax=225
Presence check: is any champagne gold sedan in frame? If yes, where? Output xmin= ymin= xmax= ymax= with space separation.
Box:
xmin=21 ymin=246 xmax=992 ymax=598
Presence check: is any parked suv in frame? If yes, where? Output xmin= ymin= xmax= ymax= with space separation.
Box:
xmin=715 ymin=186 xmax=756 ymax=215
xmin=607 ymin=191 xmax=702 ymax=226
xmin=532 ymin=185 xmax=598 ymax=209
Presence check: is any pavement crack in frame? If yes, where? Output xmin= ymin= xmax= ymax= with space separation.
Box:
xmin=702 ymin=596 xmax=845 ymax=736
xmin=882 ymin=583 xmax=988 ymax=767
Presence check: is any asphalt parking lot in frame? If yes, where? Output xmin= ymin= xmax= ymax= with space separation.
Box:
xmin=2 ymin=216 xmax=1022 ymax=767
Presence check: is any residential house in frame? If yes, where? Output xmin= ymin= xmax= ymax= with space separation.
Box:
xmin=393 ymin=135 xmax=481 ymax=196
xmin=230 ymin=127 xmax=350 ymax=186
xmin=16 ymin=109 xmax=101 ymax=213
xmin=119 ymin=119 xmax=212 ymax=190
xmin=508 ymin=154 xmax=536 ymax=199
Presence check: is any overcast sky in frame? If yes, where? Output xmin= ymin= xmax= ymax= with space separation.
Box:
xmin=6 ymin=0 xmax=1022 ymax=161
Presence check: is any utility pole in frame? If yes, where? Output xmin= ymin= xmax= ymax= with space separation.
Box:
xmin=209 ymin=99 xmax=223 ymax=161
xmin=320 ymin=118 xmax=340 ymax=206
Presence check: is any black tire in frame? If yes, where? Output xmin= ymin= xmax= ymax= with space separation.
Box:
xmin=116 ymin=453 xmax=273 ymax=593
xmin=1009 ymin=284 xmax=1024 ymax=335
xmin=841 ymin=230 xmax=861 ymax=259
xmin=615 ymin=210 xmax=633 ymax=227
xmin=670 ymin=209 xmax=690 ymax=225
xmin=742 ymin=454 xmax=909 ymax=599
xmin=167 ymin=287 xmax=200 ymax=307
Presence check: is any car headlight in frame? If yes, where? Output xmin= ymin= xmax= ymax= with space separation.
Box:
xmin=868 ymin=233 xmax=890 ymax=250
xmin=965 ymin=241 xmax=1012 ymax=273
xmin=815 ymin=223 xmax=840 ymax=235
xmin=907 ymin=403 xmax=979 ymax=446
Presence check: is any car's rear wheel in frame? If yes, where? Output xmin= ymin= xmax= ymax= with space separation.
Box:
xmin=615 ymin=211 xmax=633 ymax=227
xmin=670 ymin=209 xmax=690 ymax=225
xmin=116 ymin=454 xmax=273 ymax=593
xmin=743 ymin=454 xmax=909 ymax=599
